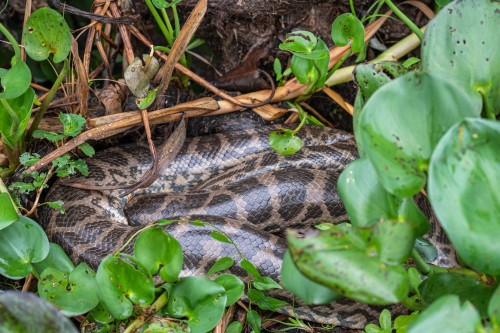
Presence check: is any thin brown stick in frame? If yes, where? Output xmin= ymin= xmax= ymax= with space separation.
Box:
xmin=109 ymin=2 xmax=134 ymax=65
xmin=299 ymin=102 xmax=334 ymax=127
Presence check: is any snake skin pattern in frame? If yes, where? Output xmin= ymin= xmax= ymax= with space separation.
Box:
xmin=38 ymin=125 xmax=456 ymax=329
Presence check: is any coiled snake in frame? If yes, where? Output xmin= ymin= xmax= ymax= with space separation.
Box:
xmin=39 ymin=125 xmax=455 ymax=328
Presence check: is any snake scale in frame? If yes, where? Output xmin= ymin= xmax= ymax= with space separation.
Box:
xmin=39 ymin=125 xmax=456 ymax=329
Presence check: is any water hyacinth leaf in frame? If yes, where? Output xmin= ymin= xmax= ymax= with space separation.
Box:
xmin=0 ymin=291 xmax=78 ymax=333
xmin=337 ymin=158 xmax=428 ymax=236
xmin=166 ymin=276 xmax=227 ymax=333
xmin=290 ymin=55 xmax=314 ymax=84
xmin=23 ymin=8 xmax=71 ymax=63
xmin=225 ymin=322 xmax=243 ymax=333
xmin=214 ymin=274 xmax=244 ymax=306
xmin=134 ymin=228 xmax=183 ymax=283
xmin=353 ymin=62 xmax=407 ymax=101
xmin=0 ymin=193 xmax=18 ymax=231
xmin=288 ymin=229 xmax=409 ymax=304
xmin=269 ymin=128 xmax=302 ymax=155
xmin=0 ymin=61 xmax=31 ymax=99
xmin=368 ymin=219 xmax=416 ymax=265
xmin=137 ymin=321 xmax=190 ymax=333
xmin=33 ymin=243 xmax=75 ymax=276
xmin=488 ymin=284 xmax=500 ymax=321
xmin=96 ymin=255 xmax=155 ymax=319
xmin=331 ymin=13 xmax=365 ymax=53
xmin=428 ymin=118 xmax=500 ymax=275
xmin=281 ymin=251 xmax=341 ymax=304
xmin=419 ymin=272 xmax=495 ymax=318
xmin=38 ymin=263 xmax=99 ymax=316
xmin=421 ymin=0 xmax=500 ymax=116
xmin=407 ymin=295 xmax=480 ymax=333
xmin=206 ymin=256 xmax=234 ymax=277
xmin=279 ymin=30 xmax=317 ymax=55
xmin=359 ymin=72 xmax=481 ymax=197
xmin=0 ymin=88 xmax=35 ymax=149
xmin=0 ymin=216 xmax=49 ymax=279
xmin=88 ymin=303 xmax=114 ymax=324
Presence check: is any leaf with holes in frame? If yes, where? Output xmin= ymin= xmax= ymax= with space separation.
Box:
xmin=331 ymin=13 xmax=365 ymax=53
xmin=214 ymin=274 xmax=244 ymax=306
xmin=23 ymin=8 xmax=71 ymax=63
xmin=269 ymin=128 xmax=302 ymax=156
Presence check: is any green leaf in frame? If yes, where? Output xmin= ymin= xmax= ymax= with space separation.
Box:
xmin=359 ymin=72 xmax=481 ymax=197
xmin=124 ymin=55 xmax=160 ymax=98
xmin=0 ymin=88 xmax=35 ymax=148
xmin=0 ymin=193 xmax=19 ymax=231
xmin=32 ymin=130 xmax=65 ymax=142
xmin=288 ymin=228 xmax=410 ymax=304
xmin=394 ymin=311 xmax=419 ymax=333
xmin=0 ymin=216 xmax=49 ymax=279
xmin=225 ymin=322 xmax=243 ymax=333
xmin=133 ymin=228 xmax=183 ymax=283
xmin=246 ymin=310 xmax=261 ymax=333
xmin=279 ymin=31 xmax=318 ymax=55
xmin=23 ymin=8 xmax=71 ymax=63
xmin=0 ymin=60 xmax=32 ymax=99
xmin=253 ymin=276 xmax=282 ymax=291
xmin=19 ymin=152 xmax=40 ymax=167
xmin=379 ymin=309 xmax=392 ymax=331
xmin=268 ymin=128 xmax=302 ymax=156
xmin=33 ymin=243 xmax=75 ymax=276
xmin=281 ymin=251 xmax=341 ymax=304
xmin=273 ymin=58 xmax=283 ymax=80
xmin=136 ymin=87 xmax=158 ymax=109
xmin=214 ymin=274 xmax=244 ymax=306
xmin=88 ymin=303 xmax=114 ymax=324
xmin=95 ymin=255 xmax=155 ymax=319
xmin=421 ymin=0 xmax=500 ymax=116
xmin=137 ymin=321 xmax=190 ymax=332
xmin=206 ymin=256 xmax=234 ymax=277
xmin=60 ymin=113 xmax=86 ymax=137
xmin=420 ymin=272 xmax=496 ymax=318
xmin=428 ymin=118 xmax=500 ymax=275
xmin=247 ymin=289 xmax=287 ymax=311
xmin=0 ymin=291 xmax=78 ymax=333
xmin=354 ymin=62 xmax=407 ymax=102
xmin=241 ymin=259 xmax=262 ymax=278
xmin=151 ymin=0 xmax=182 ymax=9
xmin=331 ymin=13 xmax=365 ymax=53
xmin=407 ymin=267 xmax=422 ymax=299
xmin=407 ymin=295 xmax=480 ymax=333
xmin=368 ymin=219 xmax=416 ymax=265
xmin=38 ymin=263 xmax=99 ymax=316
xmin=488 ymin=284 xmax=500 ymax=321
xmin=166 ymin=276 xmax=227 ymax=333
xmin=78 ymin=143 xmax=95 ymax=157
xmin=210 ymin=231 xmax=232 ymax=244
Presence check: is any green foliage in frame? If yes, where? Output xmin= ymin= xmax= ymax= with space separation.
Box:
xmin=331 ymin=13 xmax=365 ymax=53
xmin=284 ymin=1 xmax=500 ymax=331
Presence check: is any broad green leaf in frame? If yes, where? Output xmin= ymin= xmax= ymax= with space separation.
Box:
xmin=206 ymin=256 xmax=234 ymax=277
xmin=214 ymin=274 xmax=244 ymax=306
xmin=247 ymin=289 xmax=287 ymax=311
xmin=246 ymin=310 xmax=261 ymax=333
xmin=23 ymin=8 xmax=71 ymax=63
xmin=225 ymin=322 xmax=243 ymax=333
xmin=331 ymin=13 xmax=365 ymax=53
xmin=290 ymin=55 xmax=313 ymax=85
xmin=0 ymin=216 xmax=49 ymax=279
xmin=428 ymin=119 xmax=500 ymax=275
xmin=166 ymin=276 xmax=227 ymax=333
xmin=488 ymin=284 xmax=500 ymax=321
xmin=33 ymin=243 xmax=75 ymax=276
xmin=96 ymin=255 xmax=155 ymax=319
xmin=288 ymin=228 xmax=409 ymax=304
xmin=368 ymin=219 xmax=416 ymax=265
xmin=0 ymin=193 xmax=19 ymax=230
xmin=210 ymin=231 xmax=231 ymax=243
xmin=240 ymin=259 xmax=261 ymax=278
xmin=279 ymin=31 xmax=318 ymax=55
xmin=422 ymin=0 xmax=500 ymax=116
xmin=269 ymin=128 xmax=302 ymax=156
xmin=407 ymin=295 xmax=480 ymax=333
xmin=88 ymin=303 xmax=114 ymax=324
xmin=78 ymin=142 xmax=95 ymax=157
xmin=0 ymin=61 xmax=31 ymax=99
xmin=136 ymin=87 xmax=158 ymax=109
xmin=379 ymin=309 xmax=392 ymax=331
xmin=38 ymin=263 xmax=99 ymax=316
xmin=253 ymin=276 xmax=282 ymax=291
xmin=0 ymin=88 xmax=35 ymax=149
xmin=281 ymin=251 xmax=341 ymax=304
xmin=137 ymin=321 xmax=190 ymax=333
xmin=354 ymin=62 xmax=407 ymax=101
xmin=134 ymin=228 xmax=183 ymax=283
xmin=394 ymin=311 xmax=419 ymax=333
xmin=419 ymin=272 xmax=496 ymax=318
xmin=337 ymin=158 xmax=428 ymax=236
xmin=359 ymin=72 xmax=481 ymax=197
xmin=0 ymin=291 xmax=78 ymax=333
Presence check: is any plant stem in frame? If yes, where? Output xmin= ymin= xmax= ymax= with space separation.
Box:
xmin=0 ymin=22 xmax=22 ymax=61
xmin=26 ymin=58 xmax=68 ymax=144
xmin=384 ymin=0 xmax=423 ymax=40
xmin=144 ymin=0 xmax=173 ymax=46
xmin=115 ymin=224 xmax=157 ymax=255
xmin=172 ymin=5 xmax=180 ymax=37
xmin=292 ymin=105 xmax=308 ymax=134
xmin=123 ymin=291 xmax=169 ymax=333
xmin=410 ymin=249 xmax=431 ymax=275
xmin=161 ymin=8 xmax=175 ymax=44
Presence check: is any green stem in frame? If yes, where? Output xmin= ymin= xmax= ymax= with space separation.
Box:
xmin=292 ymin=105 xmax=308 ymax=134
xmin=410 ymin=248 xmax=431 ymax=275
xmin=0 ymin=22 xmax=22 ymax=61
xmin=172 ymin=5 xmax=180 ymax=37
xmin=153 ymin=45 xmax=172 ymax=54
xmin=161 ymin=8 xmax=175 ymax=45
xmin=123 ymin=291 xmax=169 ymax=333
xmin=384 ymin=0 xmax=423 ymax=40
xmin=26 ymin=58 xmax=69 ymax=143
xmin=145 ymin=0 xmax=173 ymax=46
xmin=327 ymin=49 xmax=352 ymax=80
xmin=115 ymin=224 xmax=157 ymax=255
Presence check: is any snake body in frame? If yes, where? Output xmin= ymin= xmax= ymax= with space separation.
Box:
xmin=39 ymin=125 xmax=455 ymax=328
